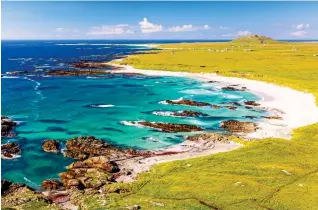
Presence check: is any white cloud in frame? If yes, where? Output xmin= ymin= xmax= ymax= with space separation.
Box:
xmin=55 ymin=28 xmax=79 ymax=33
xmin=220 ymin=26 xmax=229 ymax=30
xmin=168 ymin=24 xmax=195 ymax=32
xmin=290 ymin=30 xmax=307 ymax=37
xmin=87 ymin=25 xmax=134 ymax=35
xmin=139 ymin=18 xmax=163 ymax=33
xmin=293 ymin=23 xmax=310 ymax=30
xmin=204 ymin=25 xmax=210 ymax=30
xmin=236 ymin=30 xmax=252 ymax=36
xmin=168 ymin=24 xmax=210 ymax=32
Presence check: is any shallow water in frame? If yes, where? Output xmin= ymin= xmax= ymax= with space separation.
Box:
xmin=1 ymin=40 xmax=265 ymax=187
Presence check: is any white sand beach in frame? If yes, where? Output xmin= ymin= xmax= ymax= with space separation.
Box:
xmin=108 ymin=62 xmax=318 ymax=182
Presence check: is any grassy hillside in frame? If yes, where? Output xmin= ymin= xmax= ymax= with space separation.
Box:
xmin=6 ymin=39 xmax=318 ymax=210
xmin=95 ymin=39 xmax=318 ymax=209
xmin=232 ymin=34 xmax=279 ymax=44
xmin=118 ymin=41 xmax=318 ymax=103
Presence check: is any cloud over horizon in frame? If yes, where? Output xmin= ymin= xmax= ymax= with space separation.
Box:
xmin=139 ymin=18 xmax=163 ymax=33
xmin=87 ymin=25 xmax=134 ymax=35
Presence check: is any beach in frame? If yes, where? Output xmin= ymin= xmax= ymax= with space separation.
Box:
xmin=105 ymin=61 xmax=318 ymax=182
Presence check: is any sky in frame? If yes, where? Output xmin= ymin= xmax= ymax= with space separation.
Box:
xmin=2 ymin=1 xmax=318 ymax=40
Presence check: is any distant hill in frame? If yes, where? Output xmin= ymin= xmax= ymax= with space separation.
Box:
xmin=232 ymin=34 xmax=278 ymax=44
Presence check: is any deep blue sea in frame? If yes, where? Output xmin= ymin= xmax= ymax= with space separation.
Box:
xmin=1 ymin=40 xmax=265 ymax=188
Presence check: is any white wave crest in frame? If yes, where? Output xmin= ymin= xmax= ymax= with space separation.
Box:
xmin=1 ymin=76 xmax=19 ymax=79
xmin=90 ymin=104 xmax=114 ymax=108
xmin=181 ymin=89 xmax=217 ymax=95
xmin=152 ymin=111 xmax=175 ymax=116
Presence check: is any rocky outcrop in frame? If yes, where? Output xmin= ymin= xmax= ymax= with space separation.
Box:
xmin=221 ymin=120 xmax=258 ymax=133
xmin=221 ymin=86 xmax=247 ymax=91
xmin=263 ymin=116 xmax=283 ymax=120
xmin=59 ymin=156 xmax=118 ymax=190
xmin=1 ymin=142 xmax=21 ymax=159
xmin=42 ymin=140 xmax=60 ymax=153
xmin=165 ymin=99 xmax=211 ymax=107
xmin=133 ymin=121 xmax=203 ymax=132
xmin=45 ymin=69 xmax=110 ymax=76
xmin=1 ymin=116 xmax=17 ymax=137
xmin=70 ymin=61 xmax=111 ymax=69
xmin=164 ymin=100 xmax=237 ymax=110
xmin=244 ymin=101 xmax=260 ymax=106
xmin=41 ymin=179 xmax=64 ymax=191
xmin=1 ymin=180 xmax=49 ymax=208
xmin=63 ymin=136 xmax=153 ymax=160
xmin=186 ymin=133 xmax=230 ymax=143
xmin=63 ymin=136 xmax=124 ymax=160
xmin=174 ymin=110 xmax=208 ymax=117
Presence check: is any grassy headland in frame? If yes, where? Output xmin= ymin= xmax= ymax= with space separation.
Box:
xmin=118 ymin=36 xmax=318 ymax=103
xmin=3 ymin=36 xmax=318 ymax=210
xmin=100 ymin=36 xmax=318 ymax=209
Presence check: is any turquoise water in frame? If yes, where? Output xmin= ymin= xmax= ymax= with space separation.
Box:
xmin=1 ymin=40 xmax=264 ymax=188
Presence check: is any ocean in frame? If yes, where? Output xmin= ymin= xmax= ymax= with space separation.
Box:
xmin=1 ymin=40 xmax=265 ymax=187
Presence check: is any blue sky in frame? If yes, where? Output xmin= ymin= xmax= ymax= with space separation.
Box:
xmin=2 ymin=1 xmax=318 ymax=40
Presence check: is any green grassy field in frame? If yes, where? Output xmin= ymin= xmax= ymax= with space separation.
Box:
xmin=6 ymin=40 xmax=318 ymax=210
xmin=101 ymin=40 xmax=318 ymax=209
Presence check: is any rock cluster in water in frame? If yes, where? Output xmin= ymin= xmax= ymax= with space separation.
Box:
xmin=221 ymin=120 xmax=258 ymax=133
xmin=173 ymin=110 xmax=208 ymax=117
xmin=221 ymin=85 xmax=247 ymax=91
xmin=164 ymin=99 xmax=237 ymax=110
xmin=1 ymin=143 xmax=21 ymax=159
xmin=70 ymin=61 xmax=111 ymax=68
xmin=133 ymin=121 xmax=203 ymax=132
xmin=42 ymin=140 xmax=60 ymax=153
xmin=1 ymin=116 xmax=17 ymax=137
xmin=244 ymin=100 xmax=261 ymax=106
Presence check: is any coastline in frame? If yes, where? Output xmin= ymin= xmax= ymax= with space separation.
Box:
xmin=105 ymin=61 xmax=318 ymax=182
xmin=110 ymin=61 xmax=318 ymax=140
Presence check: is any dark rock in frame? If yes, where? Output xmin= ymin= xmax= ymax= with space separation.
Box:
xmin=41 ymin=179 xmax=64 ymax=191
xmin=173 ymin=110 xmax=208 ymax=117
xmin=244 ymin=116 xmax=258 ymax=119
xmin=1 ymin=116 xmax=17 ymax=137
xmin=221 ymin=86 xmax=246 ymax=91
xmin=63 ymin=136 xmax=124 ymax=160
xmin=221 ymin=120 xmax=258 ymax=133
xmin=136 ymin=121 xmax=203 ymax=132
xmin=165 ymin=99 xmax=211 ymax=107
xmin=1 ymin=143 xmax=21 ymax=159
xmin=186 ymin=133 xmax=229 ymax=143
xmin=224 ymin=105 xmax=237 ymax=110
xmin=126 ymin=205 xmax=141 ymax=210
xmin=42 ymin=140 xmax=60 ymax=153
xmin=244 ymin=101 xmax=260 ymax=106
xmin=263 ymin=116 xmax=283 ymax=120
xmin=45 ymin=69 xmax=110 ymax=76
xmin=70 ymin=61 xmax=113 ymax=69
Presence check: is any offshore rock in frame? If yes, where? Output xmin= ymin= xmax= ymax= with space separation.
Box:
xmin=221 ymin=120 xmax=258 ymax=133
xmin=1 ymin=116 xmax=17 ymax=137
xmin=136 ymin=121 xmax=203 ymax=132
xmin=1 ymin=142 xmax=21 ymax=159
xmin=42 ymin=140 xmax=60 ymax=153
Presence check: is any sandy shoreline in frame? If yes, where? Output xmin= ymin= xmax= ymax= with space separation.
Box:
xmin=104 ymin=62 xmax=318 ymax=182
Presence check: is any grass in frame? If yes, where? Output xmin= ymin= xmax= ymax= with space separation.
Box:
xmin=3 ymin=41 xmax=318 ymax=209
xmin=103 ymin=41 xmax=318 ymax=209
xmin=118 ymin=41 xmax=318 ymax=103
